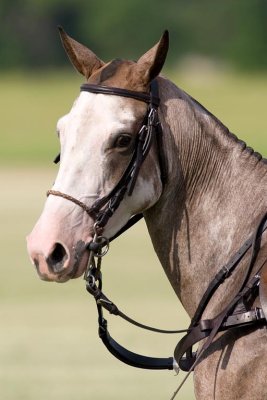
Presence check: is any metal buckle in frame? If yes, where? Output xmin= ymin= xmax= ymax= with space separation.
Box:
xmin=222 ymin=265 xmax=230 ymax=278
xmin=87 ymin=270 xmax=97 ymax=291
xmin=173 ymin=358 xmax=180 ymax=375
xmin=148 ymin=107 xmax=156 ymax=124
xmin=84 ymin=225 xmax=110 ymax=281
xmin=92 ymin=236 xmax=110 ymax=258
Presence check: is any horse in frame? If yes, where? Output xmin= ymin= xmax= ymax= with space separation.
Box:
xmin=27 ymin=28 xmax=267 ymax=399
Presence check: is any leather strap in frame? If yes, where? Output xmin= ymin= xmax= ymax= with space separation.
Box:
xmin=150 ymin=80 xmax=168 ymax=185
xmin=46 ymin=189 xmax=95 ymax=217
xmin=53 ymin=83 xmax=160 ymax=165
xmin=98 ymin=317 xmax=174 ymax=370
xmin=86 ymin=277 xmax=188 ymax=334
xmin=175 ymin=219 xmax=267 ymax=372
xmin=175 ymin=275 xmax=265 ymax=371
xmin=108 ymin=213 xmax=144 ymax=243
xmin=80 ymin=83 xmax=160 ymax=107
xmin=191 ymin=212 xmax=267 ymax=327
xmin=260 ymin=262 xmax=267 ymax=319
xmin=86 ymin=260 xmax=266 ymax=373
xmin=86 ymin=275 xmax=178 ymax=371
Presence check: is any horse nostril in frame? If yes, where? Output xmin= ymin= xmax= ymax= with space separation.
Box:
xmin=46 ymin=242 xmax=69 ymax=273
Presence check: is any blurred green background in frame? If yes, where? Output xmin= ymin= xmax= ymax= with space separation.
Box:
xmin=1 ymin=1 xmax=267 ymax=399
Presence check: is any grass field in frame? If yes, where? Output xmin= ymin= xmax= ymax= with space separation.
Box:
xmin=1 ymin=69 xmax=267 ymax=399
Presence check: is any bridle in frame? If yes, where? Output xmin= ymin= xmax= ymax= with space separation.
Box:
xmin=47 ymin=79 xmax=167 ymax=233
xmin=47 ymin=79 xmax=267 ymax=397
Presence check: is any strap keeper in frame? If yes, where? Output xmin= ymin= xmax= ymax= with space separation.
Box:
xmin=199 ymin=319 xmax=213 ymax=332
xmin=97 ymin=298 xmax=120 ymax=315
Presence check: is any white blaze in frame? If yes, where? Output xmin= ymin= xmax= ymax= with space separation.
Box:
xmin=49 ymin=91 xmax=162 ymax=239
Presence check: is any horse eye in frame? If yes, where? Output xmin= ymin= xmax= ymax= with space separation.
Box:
xmin=115 ymin=134 xmax=132 ymax=148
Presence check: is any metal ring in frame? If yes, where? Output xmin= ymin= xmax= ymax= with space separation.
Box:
xmin=93 ymin=222 xmax=100 ymax=235
xmin=88 ymin=273 xmax=96 ymax=288
xmin=95 ymin=236 xmax=109 ymax=258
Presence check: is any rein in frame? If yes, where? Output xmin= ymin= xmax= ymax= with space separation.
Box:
xmin=47 ymin=80 xmax=267 ymax=398
xmin=85 ymin=213 xmax=267 ymax=369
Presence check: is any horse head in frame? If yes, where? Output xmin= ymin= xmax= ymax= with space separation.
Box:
xmin=27 ymin=28 xmax=169 ymax=282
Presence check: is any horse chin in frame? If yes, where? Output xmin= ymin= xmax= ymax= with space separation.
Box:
xmin=38 ymin=272 xmax=71 ymax=283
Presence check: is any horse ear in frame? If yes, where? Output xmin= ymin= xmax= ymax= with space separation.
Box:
xmin=58 ymin=26 xmax=104 ymax=79
xmin=137 ymin=30 xmax=169 ymax=84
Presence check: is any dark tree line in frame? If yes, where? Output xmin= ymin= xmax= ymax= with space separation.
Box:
xmin=1 ymin=0 xmax=267 ymax=70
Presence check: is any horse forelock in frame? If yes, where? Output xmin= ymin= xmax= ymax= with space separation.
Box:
xmin=87 ymin=58 xmax=149 ymax=92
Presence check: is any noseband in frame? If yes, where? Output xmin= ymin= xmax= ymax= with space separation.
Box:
xmin=47 ymin=79 xmax=167 ymax=233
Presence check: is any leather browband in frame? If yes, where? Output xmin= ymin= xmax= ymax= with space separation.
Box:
xmin=80 ymin=83 xmax=160 ymax=107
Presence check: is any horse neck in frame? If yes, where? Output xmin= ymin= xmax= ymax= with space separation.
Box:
xmin=145 ymin=78 xmax=267 ymax=317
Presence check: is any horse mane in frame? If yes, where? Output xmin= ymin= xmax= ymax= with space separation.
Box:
xmin=187 ymin=92 xmax=267 ymax=165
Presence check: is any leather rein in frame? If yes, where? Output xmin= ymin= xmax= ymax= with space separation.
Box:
xmin=47 ymin=80 xmax=267 ymax=387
